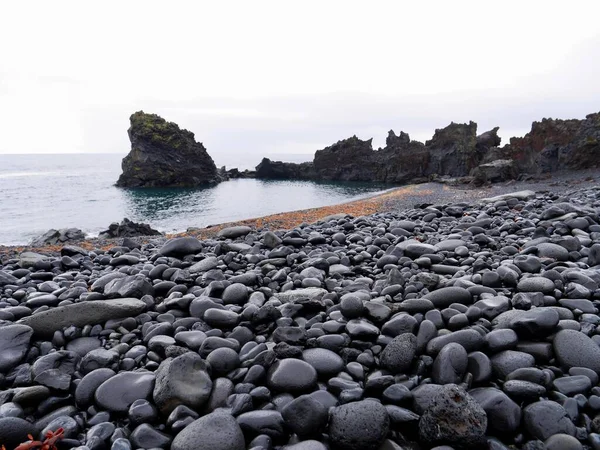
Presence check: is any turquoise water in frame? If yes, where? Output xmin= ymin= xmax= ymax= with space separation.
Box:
xmin=0 ymin=153 xmax=389 ymax=245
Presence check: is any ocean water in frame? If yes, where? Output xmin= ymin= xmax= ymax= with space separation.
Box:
xmin=0 ymin=153 xmax=389 ymax=245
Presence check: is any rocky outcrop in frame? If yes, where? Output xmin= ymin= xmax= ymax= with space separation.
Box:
xmin=471 ymin=159 xmax=519 ymax=186
xmin=116 ymin=112 xmax=220 ymax=188
xmin=30 ymin=228 xmax=85 ymax=247
xmin=312 ymin=136 xmax=380 ymax=181
xmin=98 ymin=218 xmax=162 ymax=239
xmin=254 ymin=111 xmax=600 ymax=185
xmin=425 ymin=122 xmax=479 ymax=177
xmin=256 ymin=123 xmax=483 ymax=183
xmin=255 ymin=158 xmax=314 ymax=180
xmin=500 ymin=113 xmax=600 ymax=173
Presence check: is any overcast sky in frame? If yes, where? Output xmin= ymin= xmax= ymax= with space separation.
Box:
xmin=1 ymin=0 xmax=599 ymax=157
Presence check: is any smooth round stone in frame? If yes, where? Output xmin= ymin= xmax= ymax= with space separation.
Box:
xmin=302 ymin=348 xmax=344 ymax=378
xmin=536 ymin=243 xmax=569 ymax=261
xmin=523 ymin=400 xmax=576 ymax=440
xmin=329 ymin=400 xmax=390 ymax=450
xmin=267 ymin=359 xmax=318 ymax=394
xmin=503 ymin=380 xmax=546 ymax=401
xmin=422 ymin=287 xmax=472 ymax=308
xmin=0 ymin=417 xmax=36 ymax=448
xmin=204 ymin=309 xmax=239 ymax=328
xmin=174 ymin=331 xmax=207 ymax=351
xmin=340 ymin=295 xmax=364 ymax=319
xmin=95 ymin=371 xmax=155 ymax=413
xmin=544 ymin=434 xmax=583 ymax=450
xmin=517 ymin=277 xmax=555 ymax=294
xmin=65 ymin=337 xmax=102 ymax=356
xmin=39 ymin=415 xmax=79 ymax=440
xmin=159 ymin=237 xmax=202 ymax=257
xmin=75 ymin=368 xmax=116 ymax=407
xmin=345 ymin=319 xmax=380 ymax=339
xmin=380 ymin=333 xmax=417 ymax=374
xmin=553 ymin=375 xmax=592 ymax=396
xmin=236 ymin=410 xmax=285 ymax=439
xmin=171 ymin=412 xmax=245 ymax=450
xmin=281 ymin=394 xmax=328 ymax=437
xmin=467 ymin=351 xmax=492 ymax=383
xmin=469 ymin=387 xmax=521 ymax=434
xmin=485 ymin=329 xmax=518 ymax=352
xmin=432 ymin=343 xmax=468 ymax=384
xmin=284 ymin=440 xmax=328 ymax=450
xmin=491 ymin=350 xmax=535 ymax=379
xmin=206 ymin=347 xmax=240 ymax=376
xmin=130 ymin=423 xmax=172 ymax=449
xmin=426 ymin=329 xmax=484 ymax=355
xmin=222 ymin=283 xmax=249 ymax=305
xmin=554 ymin=329 xmax=600 ymax=373
xmin=0 ymin=324 xmax=33 ymax=372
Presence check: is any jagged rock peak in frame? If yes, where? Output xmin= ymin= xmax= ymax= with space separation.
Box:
xmin=386 ymin=130 xmax=411 ymax=148
xmin=116 ymin=111 xmax=219 ymax=188
xmin=476 ymin=127 xmax=501 ymax=151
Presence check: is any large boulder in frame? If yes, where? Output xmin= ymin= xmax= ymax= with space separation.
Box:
xmin=116 ymin=111 xmax=220 ymax=188
xmin=98 ymin=218 xmax=162 ymax=239
xmin=30 ymin=228 xmax=85 ymax=247
xmin=471 ymin=159 xmax=519 ymax=185
xmin=18 ymin=298 xmax=147 ymax=338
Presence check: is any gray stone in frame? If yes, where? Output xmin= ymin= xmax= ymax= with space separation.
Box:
xmin=95 ymin=371 xmax=155 ymax=413
xmin=419 ymin=384 xmax=487 ymax=448
xmin=171 ymin=412 xmax=244 ymax=450
xmin=0 ymin=324 xmax=33 ymax=373
xmin=329 ymin=400 xmax=390 ymax=450
xmin=18 ymin=298 xmax=147 ymax=338
xmin=153 ymin=353 xmax=212 ymax=415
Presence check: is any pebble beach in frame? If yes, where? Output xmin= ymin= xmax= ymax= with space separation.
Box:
xmin=3 ymin=170 xmax=600 ymax=449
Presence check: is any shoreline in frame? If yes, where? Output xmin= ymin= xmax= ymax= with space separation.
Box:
xmin=1 ymin=168 xmax=599 ymax=258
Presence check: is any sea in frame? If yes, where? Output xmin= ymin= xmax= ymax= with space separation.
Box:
xmin=0 ymin=153 xmax=389 ymax=246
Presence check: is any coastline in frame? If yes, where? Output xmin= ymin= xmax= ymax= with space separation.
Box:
xmin=1 ymin=168 xmax=598 ymax=259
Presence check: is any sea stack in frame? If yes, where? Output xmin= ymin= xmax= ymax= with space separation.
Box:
xmin=116 ymin=111 xmax=220 ymax=188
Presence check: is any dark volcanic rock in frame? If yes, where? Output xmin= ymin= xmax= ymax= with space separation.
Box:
xmin=0 ymin=324 xmax=33 ymax=373
xmin=18 ymin=298 xmax=146 ymax=338
xmin=98 ymin=218 xmax=162 ymax=239
xmin=419 ymin=384 xmax=487 ymax=448
xmin=493 ymin=112 xmax=600 ymax=173
xmin=171 ymin=411 xmax=245 ymax=450
xmin=30 ymin=228 xmax=85 ymax=247
xmin=329 ymin=400 xmax=390 ymax=450
xmin=255 ymin=157 xmax=314 ymax=179
xmin=425 ymin=121 xmax=479 ymax=177
xmin=116 ymin=111 xmax=220 ymax=188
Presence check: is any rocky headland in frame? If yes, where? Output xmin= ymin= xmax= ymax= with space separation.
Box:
xmin=3 ymin=179 xmax=600 ymax=448
xmin=255 ymin=112 xmax=600 ymax=186
xmin=116 ymin=112 xmax=222 ymax=188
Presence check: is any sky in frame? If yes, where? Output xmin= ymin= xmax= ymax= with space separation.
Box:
xmin=1 ymin=0 xmax=599 ymax=157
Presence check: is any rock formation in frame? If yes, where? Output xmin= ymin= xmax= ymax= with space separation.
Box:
xmin=487 ymin=112 xmax=600 ymax=174
xmin=30 ymin=228 xmax=85 ymax=247
xmin=255 ymin=158 xmax=314 ymax=180
xmin=98 ymin=218 xmax=162 ymax=239
xmin=116 ymin=111 xmax=220 ymax=188
xmin=254 ymin=111 xmax=600 ymax=185
xmin=425 ymin=121 xmax=479 ymax=177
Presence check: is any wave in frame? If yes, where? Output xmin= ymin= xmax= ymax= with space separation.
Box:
xmin=0 ymin=171 xmax=61 ymax=179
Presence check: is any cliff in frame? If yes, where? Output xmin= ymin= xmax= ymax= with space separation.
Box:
xmin=255 ymin=111 xmax=600 ymax=185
